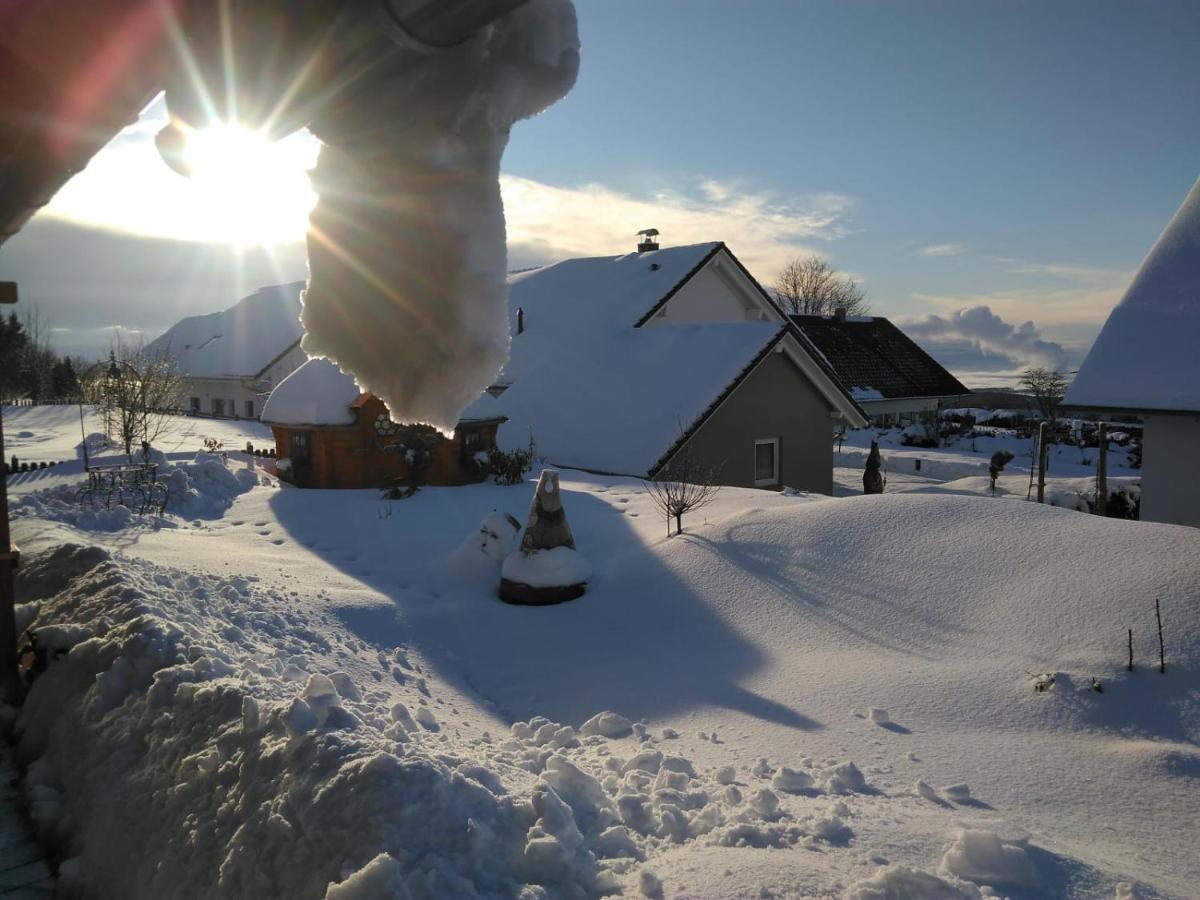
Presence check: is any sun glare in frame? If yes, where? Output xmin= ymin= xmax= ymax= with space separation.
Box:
xmin=179 ymin=124 xmax=318 ymax=246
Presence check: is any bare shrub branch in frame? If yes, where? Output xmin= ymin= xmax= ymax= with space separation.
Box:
xmin=643 ymin=445 xmax=723 ymax=537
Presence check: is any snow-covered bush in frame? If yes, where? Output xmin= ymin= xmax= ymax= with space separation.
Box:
xmin=11 ymin=451 xmax=259 ymax=529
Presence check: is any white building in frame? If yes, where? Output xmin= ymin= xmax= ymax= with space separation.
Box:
xmin=1064 ymin=176 xmax=1200 ymax=528
xmin=148 ymin=282 xmax=308 ymax=420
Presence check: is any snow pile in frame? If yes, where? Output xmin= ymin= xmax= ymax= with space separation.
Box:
xmin=15 ymin=551 xmax=888 ymax=896
xmin=939 ymin=828 xmax=1037 ymax=889
xmin=846 ymin=864 xmax=977 ymax=899
xmin=11 ymin=451 xmax=260 ymax=529
xmin=261 ymin=358 xmax=360 ymax=426
xmin=502 ymin=545 xmax=592 ymax=587
xmin=443 ymin=511 xmax=523 ymax=588
xmin=14 ymin=545 xmax=603 ymax=898
xmin=14 ymin=542 xmax=881 ymax=899
xmin=300 ymin=0 xmax=580 ymax=433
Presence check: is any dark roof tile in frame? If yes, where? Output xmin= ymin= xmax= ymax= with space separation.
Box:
xmin=790 ymin=315 xmax=968 ymax=401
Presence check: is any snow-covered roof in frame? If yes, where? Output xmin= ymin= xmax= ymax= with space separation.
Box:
xmin=147 ymin=282 xmax=305 ymax=380
xmin=1065 ymin=176 xmax=1200 ymax=413
xmin=261 ymin=358 xmax=362 ymax=427
xmin=506 ymin=242 xmax=724 ymax=328
xmin=462 ymin=243 xmax=790 ymax=476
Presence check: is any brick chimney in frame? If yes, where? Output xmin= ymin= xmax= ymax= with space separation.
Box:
xmin=636 ymin=228 xmax=660 ymax=253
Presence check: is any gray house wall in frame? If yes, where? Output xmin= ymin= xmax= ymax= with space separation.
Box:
xmin=663 ymin=351 xmax=835 ymax=493
xmin=1140 ymin=414 xmax=1200 ymax=528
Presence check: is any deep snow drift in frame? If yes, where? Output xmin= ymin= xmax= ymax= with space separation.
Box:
xmin=5 ymin=416 xmax=1199 ymax=897
xmin=300 ymin=0 xmax=580 ymax=433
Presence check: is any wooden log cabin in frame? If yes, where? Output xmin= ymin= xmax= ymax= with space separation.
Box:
xmin=261 ymin=358 xmax=504 ymax=490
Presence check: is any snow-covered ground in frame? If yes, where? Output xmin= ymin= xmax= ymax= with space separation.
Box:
xmin=5 ymin=407 xmax=1198 ymax=898
xmin=2 ymin=404 xmax=274 ymax=464
xmin=834 ymin=426 xmax=1140 ymax=510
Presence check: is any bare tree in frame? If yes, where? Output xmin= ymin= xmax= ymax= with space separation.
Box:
xmin=84 ymin=339 xmax=182 ymax=460
xmin=1019 ymin=367 xmax=1070 ymax=424
xmin=773 ymin=255 xmax=869 ymax=317
xmin=644 ymin=445 xmax=722 ymax=537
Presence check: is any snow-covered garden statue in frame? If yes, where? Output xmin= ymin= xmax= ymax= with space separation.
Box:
xmin=863 ymin=441 xmax=884 ymax=494
xmin=499 ymin=469 xmax=591 ymax=605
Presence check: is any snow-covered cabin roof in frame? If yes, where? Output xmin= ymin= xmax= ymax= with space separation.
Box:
xmin=462 ymin=242 xmax=861 ymax=476
xmin=1065 ymin=177 xmax=1200 ymax=414
xmin=791 ymin=315 xmax=968 ymax=403
xmin=147 ymin=282 xmax=305 ymax=380
xmin=261 ymin=358 xmax=361 ymax=426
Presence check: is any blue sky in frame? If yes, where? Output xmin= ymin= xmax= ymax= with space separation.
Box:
xmin=1 ymin=0 xmax=1197 ymax=383
xmin=505 ymin=0 xmax=1200 ymax=376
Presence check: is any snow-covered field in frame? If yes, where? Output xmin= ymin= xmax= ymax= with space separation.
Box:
xmin=2 ymin=404 xmax=274 ymax=463
xmin=4 ymin=407 xmax=1199 ymax=898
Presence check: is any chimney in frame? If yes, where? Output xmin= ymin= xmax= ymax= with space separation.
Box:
xmin=833 ymin=305 xmax=847 ymax=322
xmin=636 ymin=228 xmax=660 ymax=253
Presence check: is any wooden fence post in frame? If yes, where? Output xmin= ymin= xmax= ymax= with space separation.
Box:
xmin=0 ymin=282 xmax=21 ymax=703
xmin=0 ymin=373 xmax=21 ymax=704
xmin=1037 ymin=421 xmax=1048 ymax=504
xmin=1096 ymin=422 xmax=1108 ymax=516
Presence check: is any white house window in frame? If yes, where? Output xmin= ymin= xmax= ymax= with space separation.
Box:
xmin=754 ymin=438 xmax=780 ymax=487
xmin=189 ymin=397 xmax=200 ymax=413
xmin=212 ymin=398 xmax=225 ymax=417
xmin=245 ymin=400 xmax=255 ymax=419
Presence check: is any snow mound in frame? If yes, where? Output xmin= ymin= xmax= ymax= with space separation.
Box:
xmin=502 ymin=545 xmax=592 ymax=587
xmin=324 ymin=853 xmax=407 ymax=900
xmin=14 ymin=545 xmax=605 ymax=897
xmin=15 ymin=542 xmax=853 ymax=898
xmin=579 ymin=711 xmax=633 ymax=739
xmin=939 ymin=829 xmax=1037 ymax=889
xmin=11 ymin=451 xmax=261 ymax=529
xmin=846 ymin=864 xmax=978 ymax=899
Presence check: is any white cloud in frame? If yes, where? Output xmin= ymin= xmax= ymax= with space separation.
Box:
xmin=911 ymin=262 xmax=1130 ymax=329
xmin=920 ymin=242 xmax=965 ymax=257
xmin=41 ymin=114 xmax=856 ymax=285
xmin=500 ymin=175 xmax=856 ymax=279
xmin=900 ymin=305 xmax=1069 ymax=373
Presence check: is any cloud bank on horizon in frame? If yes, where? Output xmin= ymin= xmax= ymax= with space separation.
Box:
xmin=900 ymin=305 xmax=1070 ymax=377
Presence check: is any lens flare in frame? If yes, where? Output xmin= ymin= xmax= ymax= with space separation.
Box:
xmin=180 ymin=124 xmax=317 ymax=247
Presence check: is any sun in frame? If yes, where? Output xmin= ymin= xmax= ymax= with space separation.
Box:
xmin=179 ymin=124 xmax=319 ymax=247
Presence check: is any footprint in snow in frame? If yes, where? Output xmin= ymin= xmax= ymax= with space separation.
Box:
xmin=271 ymin=539 xmax=285 ymax=546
